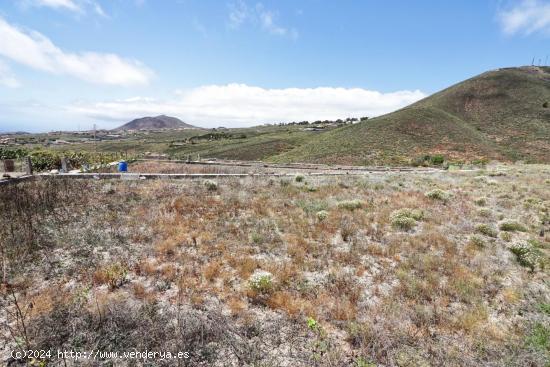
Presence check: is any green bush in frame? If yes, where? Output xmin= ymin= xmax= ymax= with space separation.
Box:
xmin=337 ymin=199 xmax=364 ymax=211
xmin=295 ymin=174 xmax=305 ymax=183
xmin=475 ymin=224 xmax=498 ymax=237
xmin=499 ymin=221 xmax=527 ymax=232
xmin=477 ymin=208 xmax=492 ymax=217
xmin=430 ymin=155 xmax=445 ymax=165
xmin=0 ymin=147 xmax=29 ymax=159
xmin=316 ymin=210 xmax=329 ymax=221
xmin=526 ymin=323 xmax=550 ymax=352
xmin=390 ymin=208 xmax=424 ymax=230
xmin=249 ymin=271 xmax=273 ymax=294
xmin=425 ymin=189 xmax=451 ymax=202
xmin=296 ymin=199 xmax=328 ymax=214
xmin=0 ymin=148 xmax=123 ymax=172
xmin=410 ymin=154 xmax=445 ymax=167
xmin=469 ymin=235 xmax=486 ymax=249
xmin=543 ymin=101 xmax=549 ymax=108
xmin=204 ymin=180 xmax=218 ymax=191
xmin=500 ymin=232 xmax=512 ymax=242
xmin=509 ymin=242 xmax=542 ymax=271
xmin=474 ymin=197 xmax=487 ymax=206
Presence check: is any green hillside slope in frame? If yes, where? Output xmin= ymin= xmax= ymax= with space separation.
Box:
xmin=273 ymin=66 xmax=550 ymax=165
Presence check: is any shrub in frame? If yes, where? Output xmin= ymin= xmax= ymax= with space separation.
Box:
xmin=509 ymin=242 xmax=542 ymax=271
xmin=248 ymin=270 xmax=274 ymax=294
xmin=526 ymin=323 xmax=550 ymax=352
xmin=499 ymin=221 xmax=527 ymax=232
xmin=425 ymin=189 xmax=451 ymax=202
xmin=538 ymin=303 xmax=550 ymax=315
xmin=391 ymin=216 xmax=417 ymax=230
xmin=390 ymin=208 xmax=424 ymax=230
xmin=340 ymin=215 xmax=358 ymax=241
xmin=475 ymin=224 xmax=498 ymax=237
xmin=469 ymin=235 xmax=485 ymax=249
xmin=297 ymin=199 xmax=328 ymax=214
xmin=295 ymin=174 xmax=305 ymax=183
xmin=410 ymin=154 xmax=445 ymax=167
xmin=430 ymin=155 xmax=445 ymax=165
xmin=93 ymin=263 xmax=129 ymax=290
xmin=474 ymin=197 xmax=487 ymax=206
xmin=204 ymin=180 xmax=218 ymax=191
xmin=477 ymin=208 xmax=492 ymax=217
xmin=543 ymin=101 xmax=549 ymax=108
xmin=337 ymin=199 xmax=364 ymax=211
xmin=500 ymin=232 xmax=512 ymax=242
xmin=316 ymin=210 xmax=329 ymax=221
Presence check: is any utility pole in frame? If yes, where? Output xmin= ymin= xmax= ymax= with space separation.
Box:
xmin=93 ymin=123 xmax=97 ymax=152
xmin=532 ymin=56 xmax=535 ymax=66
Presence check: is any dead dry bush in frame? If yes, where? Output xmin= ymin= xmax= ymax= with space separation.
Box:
xmin=5 ymin=297 xmax=331 ymax=366
xmin=0 ymin=178 xmax=90 ymax=282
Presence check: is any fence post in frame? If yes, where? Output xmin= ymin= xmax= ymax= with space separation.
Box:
xmin=25 ymin=156 xmax=33 ymax=175
xmin=61 ymin=157 xmax=68 ymax=173
xmin=3 ymin=159 xmax=15 ymax=172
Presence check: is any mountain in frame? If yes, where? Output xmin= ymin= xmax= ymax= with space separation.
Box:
xmin=115 ymin=115 xmax=198 ymax=130
xmin=273 ymin=66 xmax=550 ymax=165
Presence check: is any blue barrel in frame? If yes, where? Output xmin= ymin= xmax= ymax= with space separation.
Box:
xmin=118 ymin=161 xmax=128 ymax=172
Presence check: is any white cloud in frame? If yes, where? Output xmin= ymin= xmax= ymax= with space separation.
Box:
xmin=67 ymin=84 xmax=426 ymax=127
xmin=21 ymin=0 xmax=107 ymax=17
xmin=498 ymin=0 xmax=550 ymax=35
xmin=30 ymin=0 xmax=81 ymax=12
xmin=228 ymin=0 xmax=249 ymax=28
xmin=228 ymin=1 xmax=297 ymax=38
xmin=0 ymin=17 xmax=153 ymax=86
xmin=0 ymin=60 xmax=21 ymax=88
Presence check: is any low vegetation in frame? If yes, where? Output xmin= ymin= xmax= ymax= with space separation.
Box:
xmin=1 ymin=163 xmax=549 ymax=366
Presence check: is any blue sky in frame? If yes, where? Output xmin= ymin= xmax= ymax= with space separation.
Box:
xmin=0 ymin=0 xmax=549 ymax=132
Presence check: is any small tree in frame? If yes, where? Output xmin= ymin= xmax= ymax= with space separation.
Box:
xmin=543 ymin=101 xmax=549 ymax=108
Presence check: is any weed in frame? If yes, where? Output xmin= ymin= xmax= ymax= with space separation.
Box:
xmin=390 ymin=208 xmax=424 ymax=230
xmin=500 ymin=221 xmax=528 ymax=232
xmin=425 ymin=189 xmax=451 ymax=202
xmin=316 ymin=210 xmax=329 ymax=221
xmin=93 ymin=263 xmax=129 ymax=290
xmin=475 ymin=224 xmax=498 ymax=238
xmin=337 ymin=200 xmax=364 ymax=211
xmin=538 ymin=303 xmax=550 ymax=315
xmin=469 ymin=235 xmax=486 ymax=249
xmin=526 ymin=323 xmax=550 ymax=352
xmin=500 ymin=232 xmax=512 ymax=242
xmin=204 ymin=179 xmax=218 ymax=191
xmin=509 ymin=242 xmax=542 ymax=271
xmin=474 ymin=197 xmax=487 ymax=206
xmin=248 ymin=270 xmax=274 ymax=294
xmin=297 ymin=199 xmax=328 ymax=214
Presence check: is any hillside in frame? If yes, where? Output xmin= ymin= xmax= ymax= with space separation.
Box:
xmin=273 ymin=66 xmax=550 ymax=165
xmin=115 ymin=115 xmax=198 ymax=130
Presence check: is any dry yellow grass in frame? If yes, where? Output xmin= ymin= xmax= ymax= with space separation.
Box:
xmin=2 ymin=164 xmax=549 ymax=366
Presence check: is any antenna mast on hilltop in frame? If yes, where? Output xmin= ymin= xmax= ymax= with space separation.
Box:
xmin=532 ymin=57 xmax=535 ymax=66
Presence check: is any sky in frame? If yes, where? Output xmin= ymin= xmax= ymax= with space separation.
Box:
xmin=0 ymin=0 xmax=549 ymax=132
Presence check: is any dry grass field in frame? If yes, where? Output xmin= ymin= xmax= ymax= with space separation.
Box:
xmin=1 ymin=164 xmax=549 ymax=366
